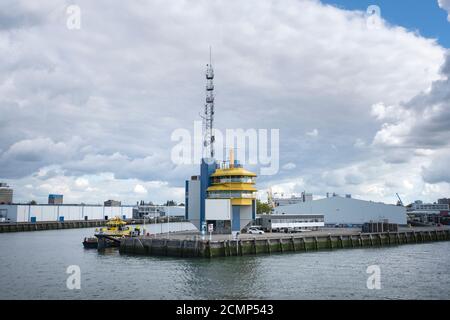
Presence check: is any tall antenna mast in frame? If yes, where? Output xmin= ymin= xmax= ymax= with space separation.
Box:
xmin=203 ymin=46 xmax=215 ymax=159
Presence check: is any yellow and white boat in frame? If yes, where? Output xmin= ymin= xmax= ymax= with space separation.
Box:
xmin=83 ymin=216 xmax=141 ymax=249
xmin=96 ymin=216 xmax=134 ymax=238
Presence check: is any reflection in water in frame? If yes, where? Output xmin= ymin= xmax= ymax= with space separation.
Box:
xmin=0 ymin=225 xmax=449 ymax=300
xmin=178 ymin=257 xmax=263 ymax=299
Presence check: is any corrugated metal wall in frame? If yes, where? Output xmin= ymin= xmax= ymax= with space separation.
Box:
xmin=273 ymin=197 xmax=407 ymax=225
xmin=0 ymin=205 xmax=133 ymax=222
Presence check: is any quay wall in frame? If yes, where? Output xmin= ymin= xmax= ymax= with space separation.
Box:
xmin=0 ymin=220 xmax=107 ymax=233
xmin=119 ymin=229 xmax=450 ymax=258
xmin=0 ymin=216 xmax=187 ymax=233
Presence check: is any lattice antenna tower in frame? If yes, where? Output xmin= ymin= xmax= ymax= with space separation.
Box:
xmin=203 ymin=46 xmax=215 ymax=159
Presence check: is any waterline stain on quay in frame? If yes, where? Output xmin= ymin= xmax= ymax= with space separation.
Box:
xmin=120 ymin=228 xmax=450 ymax=258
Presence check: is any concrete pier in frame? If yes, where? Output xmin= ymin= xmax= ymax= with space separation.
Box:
xmin=0 ymin=220 xmax=108 ymax=233
xmin=119 ymin=228 xmax=450 ymax=258
xmin=0 ymin=217 xmax=187 ymax=233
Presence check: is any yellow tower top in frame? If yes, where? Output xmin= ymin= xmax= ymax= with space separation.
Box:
xmin=207 ymin=152 xmax=257 ymax=206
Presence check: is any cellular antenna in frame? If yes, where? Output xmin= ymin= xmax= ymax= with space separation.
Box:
xmin=203 ymin=46 xmax=215 ymax=159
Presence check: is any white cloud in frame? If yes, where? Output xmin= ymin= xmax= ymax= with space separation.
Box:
xmin=282 ymin=162 xmax=296 ymax=170
xmin=372 ymin=52 xmax=450 ymax=156
xmin=0 ymin=0 xmax=448 ymax=204
xmin=75 ymin=177 xmax=89 ymax=188
xmin=438 ymin=0 xmax=450 ymax=21
xmin=370 ymin=102 xmax=411 ymax=121
xmin=134 ymin=184 xmax=148 ymax=194
xmin=372 ymin=121 xmax=411 ymax=147
xmin=422 ymin=149 xmax=450 ymax=184
xmin=306 ymin=129 xmax=319 ymax=137
xmin=353 ymin=138 xmax=366 ymax=149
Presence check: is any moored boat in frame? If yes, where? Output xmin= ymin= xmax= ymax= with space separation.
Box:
xmin=82 ymin=237 xmax=98 ymax=249
xmin=82 ymin=216 xmax=141 ymax=249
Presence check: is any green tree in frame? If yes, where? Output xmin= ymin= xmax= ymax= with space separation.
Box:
xmin=165 ymin=200 xmax=177 ymax=206
xmin=256 ymin=199 xmax=272 ymax=215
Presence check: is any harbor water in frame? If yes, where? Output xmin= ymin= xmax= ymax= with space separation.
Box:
xmin=0 ymin=224 xmax=449 ymax=300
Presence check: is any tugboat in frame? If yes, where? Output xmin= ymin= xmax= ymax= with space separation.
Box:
xmin=82 ymin=216 xmax=140 ymax=249
xmin=82 ymin=237 xmax=99 ymax=249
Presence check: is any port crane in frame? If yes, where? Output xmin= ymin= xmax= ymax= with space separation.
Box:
xmin=396 ymin=193 xmax=404 ymax=206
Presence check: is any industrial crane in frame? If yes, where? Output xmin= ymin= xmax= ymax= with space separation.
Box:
xmin=396 ymin=193 xmax=404 ymax=206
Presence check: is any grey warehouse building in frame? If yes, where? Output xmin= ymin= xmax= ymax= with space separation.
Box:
xmin=273 ymin=196 xmax=407 ymax=225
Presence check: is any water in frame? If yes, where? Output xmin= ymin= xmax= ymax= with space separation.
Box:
xmin=0 ymin=225 xmax=449 ymax=300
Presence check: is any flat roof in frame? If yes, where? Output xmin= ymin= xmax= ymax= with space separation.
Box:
xmin=0 ymin=203 xmax=135 ymax=207
xmin=257 ymin=214 xmax=324 ymax=219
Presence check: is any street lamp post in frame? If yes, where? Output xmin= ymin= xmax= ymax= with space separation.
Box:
xmin=167 ymin=212 xmax=170 ymax=239
xmin=143 ymin=214 xmax=146 ymax=236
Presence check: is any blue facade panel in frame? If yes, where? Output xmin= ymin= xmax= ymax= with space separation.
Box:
xmin=252 ymin=200 xmax=256 ymax=220
xmin=200 ymin=158 xmax=216 ymax=233
xmin=232 ymin=206 xmax=240 ymax=231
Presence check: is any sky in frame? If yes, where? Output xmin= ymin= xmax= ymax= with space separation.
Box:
xmin=0 ymin=0 xmax=449 ymax=206
xmin=323 ymin=0 xmax=450 ymax=47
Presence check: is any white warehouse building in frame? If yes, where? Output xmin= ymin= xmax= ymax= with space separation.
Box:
xmin=273 ymin=196 xmax=407 ymax=225
xmin=0 ymin=204 xmax=134 ymax=223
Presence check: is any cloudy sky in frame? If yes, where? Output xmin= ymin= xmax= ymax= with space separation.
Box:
xmin=1 ymin=0 xmax=449 ymax=205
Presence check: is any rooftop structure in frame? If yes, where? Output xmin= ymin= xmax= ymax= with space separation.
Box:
xmin=48 ymin=194 xmax=63 ymax=205
xmin=0 ymin=183 xmax=13 ymax=205
xmin=104 ymin=200 xmax=121 ymax=207
xmin=273 ymin=192 xmax=313 ymax=207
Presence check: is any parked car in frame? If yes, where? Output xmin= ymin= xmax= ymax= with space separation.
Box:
xmin=247 ymin=227 xmax=265 ymax=234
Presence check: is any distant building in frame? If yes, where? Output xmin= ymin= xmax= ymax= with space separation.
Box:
xmin=273 ymin=196 xmax=407 ymax=225
xmin=438 ymin=198 xmax=450 ymax=205
xmin=48 ymin=194 xmax=63 ymax=205
xmin=273 ymin=192 xmax=313 ymax=207
xmin=104 ymin=200 xmax=121 ymax=207
xmin=133 ymin=205 xmax=185 ymax=219
xmin=408 ymin=201 xmax=449 ymax=215
xmin=0 ymin=183 xmax=13 ymax=205
xmin=0 ymin=204 xmax=133 ymax=223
